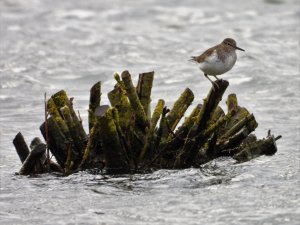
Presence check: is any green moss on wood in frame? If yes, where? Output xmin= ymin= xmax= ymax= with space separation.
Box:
xmin=89 ymin=81 xmax=101 ymax=131
xmin=47 ymin=98 xmax=71 ymax=139
xmin=51 ymin=90 xmax=87 ymax=140
xmin=136 ymin=71 xmax=154 ymax=118
xmin=221 ymin=113 xmax=257 ymax=140
xmin=150 ymin=99 xmax=165 ymax=130
xmin=166 ymin=88 xmax=194 ymax=132
xmin=108 ymin=84 xmax=131 ymax=129
xmin=174 ymin=79 xmax=229 ymax=168
xmin=98 ymin=108 xmax=129 ymax=172
xmin=121 ymin=70 xmax=149 ymax=130
xmin=139 ymin=99 xmax=165 ymax=161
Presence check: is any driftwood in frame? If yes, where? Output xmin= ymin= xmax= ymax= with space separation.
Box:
xmin=13 ymin=71 xmax=281 ymax=176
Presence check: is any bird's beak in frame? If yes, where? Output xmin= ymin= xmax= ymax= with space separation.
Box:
xmin=235 ymin=46 xmax=245 ymax=51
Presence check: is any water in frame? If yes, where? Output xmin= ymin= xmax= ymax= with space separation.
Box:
xmin=0 ymin=0 xmax=299 ymax=224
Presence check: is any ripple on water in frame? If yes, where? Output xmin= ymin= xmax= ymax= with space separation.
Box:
xmin=54 ymin=9 xmax=96 ymax=20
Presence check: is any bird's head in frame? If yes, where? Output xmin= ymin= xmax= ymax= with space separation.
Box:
xmin=222 ymin=38 xmax=245 ymax=51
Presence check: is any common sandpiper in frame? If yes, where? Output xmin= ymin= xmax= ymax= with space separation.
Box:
xmin=190 ymin=38 xmax=245 ymax=88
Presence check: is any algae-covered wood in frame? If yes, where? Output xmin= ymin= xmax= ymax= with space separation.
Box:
xmin=13 ymin=71 xmax=281 ymax=176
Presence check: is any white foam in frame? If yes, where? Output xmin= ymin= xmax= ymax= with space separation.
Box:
xmin=71 ymin=38 xmax=97 ymax=46
xmin=54 ymin=9 xmax=95 ymax=20
xmin=11 ymin=67 xmax=27 ymax=73
xmin=7 ymin=25 xmax=22 ymax=31
xmin=228 ymin=76 xmax=253 ymax=85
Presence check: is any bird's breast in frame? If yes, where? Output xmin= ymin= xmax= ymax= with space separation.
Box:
xmin=199 ymin=50 xmax=237 ymax=75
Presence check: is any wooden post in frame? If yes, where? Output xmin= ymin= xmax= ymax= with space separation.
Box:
xmin=13 ymin=132 xmax=30 ymax=163
xmin=211 ymin=106 xmax=225 ymax=125
xmin=19 ymin=143 xmax=46 ymax=175
xmin=139 ymin=99 xmax=165 ymax=162
xmin=79 ymin=122 xmax=102 ymax=170
xmin=51 ymin=90 xmax=87 ymax=140
xmin=174 ymin=79 xmax=229 ymax=168
xmin=220 ymin=113 xmax=258 ymax=140
xmin=40 ymin=116 xmax=68 ymax=168
xmin=161 ymin=104 xmax=202 ymax=155
xmin=98 ymin=108 xmax=129 ymax=173
xmin=89 ymin=81 xmax=101 ymax=131
xmin=136 ymin=71 xmax=154 ymax=118
xmin=30 ymin=137 xmax=45 ymax=173
xmin=30 ymin=137 xmax=63 ymax=173
xmin=161 ymin=88 xmax=194 ymax=139
xmin=121 ymin=70 xmax=149 ymax=130
xmin=47 ymin=97 xmax=72 ymax=140
xmin=60 ymin=105 xmax=86 ymax=164
xmin=108 ymin=84 xmax=131 ymax=129
xmin=218 ymin=93 xmax=250 ymax=136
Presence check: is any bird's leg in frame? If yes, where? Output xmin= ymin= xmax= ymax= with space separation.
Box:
xmin=205 ymin=74 xmax=219 ymax=90
xmin=213 ymin=75 xmax=220 ymax=80
xmin=204 ymin=73 xmax=214 ymax=83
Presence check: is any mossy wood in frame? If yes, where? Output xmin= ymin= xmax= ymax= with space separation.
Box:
xmin=13 ymin=71 xmax=281 ymax=176
xmin=136 ymin=71 xmax=154 ymax=118
xmin=13 ymin=132 xmax=30 ymax=163
xmin=19 ymin=143 xmax=46 ymax=175
xmin=88 ymin=81 xmax=101 ymax=131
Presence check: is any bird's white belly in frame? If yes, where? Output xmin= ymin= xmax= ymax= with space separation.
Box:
xmin=199 ymin=50 xmax=237 ymax=76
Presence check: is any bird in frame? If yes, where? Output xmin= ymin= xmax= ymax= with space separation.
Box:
xmin=190 ymin=38 xmax=245 ymax=88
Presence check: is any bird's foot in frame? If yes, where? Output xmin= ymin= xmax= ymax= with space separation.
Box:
xmin=211 ymin=81 xmax=220 ymax=91
xmin=204 ymin=74 xmax=220 ymax=91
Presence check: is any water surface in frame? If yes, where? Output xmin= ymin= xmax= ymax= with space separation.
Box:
xmin=0 ymin=0 xmax=299 ymax=224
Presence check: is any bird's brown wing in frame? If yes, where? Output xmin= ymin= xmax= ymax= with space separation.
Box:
xmin=190 ymin=45 xmax=218 ymax=63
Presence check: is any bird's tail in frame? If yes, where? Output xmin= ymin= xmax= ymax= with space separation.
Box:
xmin=189 ymin=56 xmax=197 ymax=63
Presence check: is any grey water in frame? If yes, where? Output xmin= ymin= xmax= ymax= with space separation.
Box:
xmin=0 ymin=0 xmax=299 ymax=224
